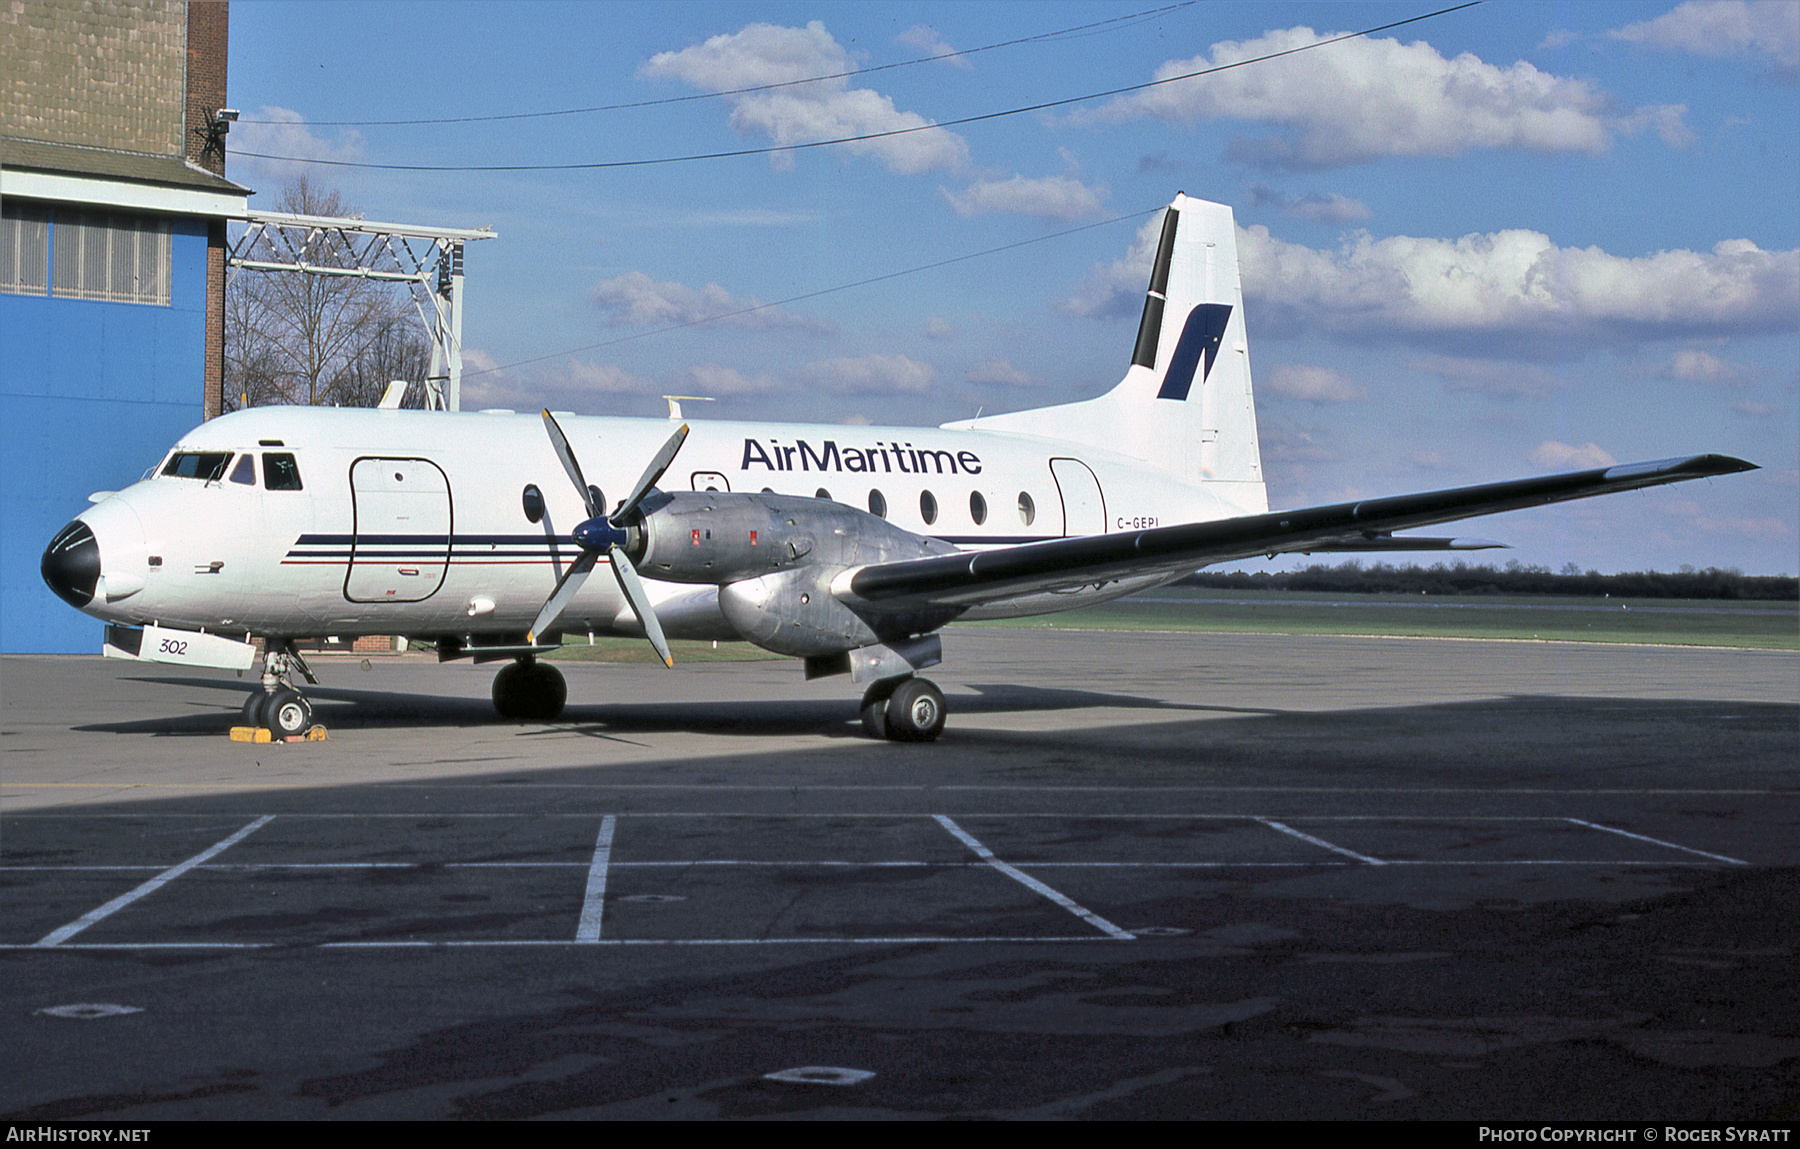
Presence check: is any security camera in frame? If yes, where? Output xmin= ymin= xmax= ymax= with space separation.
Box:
xmin=215 ymin=109 xmax=239 ymax=122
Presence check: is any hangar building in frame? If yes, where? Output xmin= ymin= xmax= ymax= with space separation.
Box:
xmin=2 ymin=0 xmax=247 ymax=652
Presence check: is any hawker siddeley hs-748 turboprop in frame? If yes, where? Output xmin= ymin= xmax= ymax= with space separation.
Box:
xmin=41 ymin=193 xmax=1756 ymax=741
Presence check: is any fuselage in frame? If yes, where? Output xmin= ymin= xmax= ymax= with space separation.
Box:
xmin=52 ymin=405 xmax=1260 ymax=644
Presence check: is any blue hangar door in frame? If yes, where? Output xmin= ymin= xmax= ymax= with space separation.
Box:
xmin=345 ymin=457 xmax=452 ymax=602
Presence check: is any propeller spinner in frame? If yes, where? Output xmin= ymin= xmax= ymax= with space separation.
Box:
xmin=529 ymin=411 xmax=689 ymax=667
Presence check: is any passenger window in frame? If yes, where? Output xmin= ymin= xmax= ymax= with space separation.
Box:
xmin=161 ymin=452 xmax=232 ymax=481
xmin=263 ymin=453 xmax=304 ymax=491
xmin=228 ymin=454 xmax=256 ymax=485
xmin=969 ymin=491 xmax=987 ymax=525
xmin=1018 ymin=491 xmax=1036 ymax=526
xmin=920 ymin=490 xmax=938 ymax=525
xmin=868 ymin=489 xmax=887 ymax=519
xmin=521 ymin=484 xmax=545 ymax=523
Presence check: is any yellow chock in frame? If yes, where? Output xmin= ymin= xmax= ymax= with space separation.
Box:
xmin=304 ymin=725 xmax=329 ymax=741
xmin=229 ymin=726 xmax=272 ymax=743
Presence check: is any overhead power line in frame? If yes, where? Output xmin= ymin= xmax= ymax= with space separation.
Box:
xmin=464 ymin=205 xmax=1166 ymax=379
xmin=238 ymin=3 xmax=1197 ymax=127
xmin=238 ymin=2 xmax=1483 ymax=173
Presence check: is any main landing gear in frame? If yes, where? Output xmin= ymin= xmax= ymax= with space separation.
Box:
xmin=493 ymin=657 xmax=567 ymax=721
xmin=860 ymin=675 xmax=946 ymax=742
xmin=241 ymin=640 xmax=318 ymax=738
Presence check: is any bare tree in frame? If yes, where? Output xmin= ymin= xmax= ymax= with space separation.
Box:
xmin=225 ymin=176 xmax=428 ymax=410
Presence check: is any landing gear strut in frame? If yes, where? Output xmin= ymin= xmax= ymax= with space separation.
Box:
xmin=242 ymin=640 xmax=317 ymax=737
xmin=860 ymin=675 xmax=945 ymax=742
xmin=493 ymin=657 xmax=567 ymax=721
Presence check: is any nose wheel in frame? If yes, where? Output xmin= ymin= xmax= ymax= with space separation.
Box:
xmin=860 ymin=675 xmax=945 ymax=742
xmin=242 ymin=640 xmax=319 ymax=737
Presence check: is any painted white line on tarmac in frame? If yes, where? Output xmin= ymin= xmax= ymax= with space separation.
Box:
xmin=1255 ymin=818 xmax=1385 ymax=865
xmin=31 ymin=815 xmax=275 ymax=948
xmin=575 ymin=815 xmax=617 ymax=943
xmin=1563 ymin=817 xmax=1749 ymax=865
xmin=932 ymin=815 xmax=1134 ymax=940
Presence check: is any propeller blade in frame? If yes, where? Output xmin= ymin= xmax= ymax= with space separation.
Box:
xmin=612 ymin=423 xmax=689 ymax=523
xmin=542 ymin=409 xmax=602 ymax=519
xmin=608 ymin=544 xmax=673 ymax=668
xmin=528 ymin=549 xmax=598 ymax=644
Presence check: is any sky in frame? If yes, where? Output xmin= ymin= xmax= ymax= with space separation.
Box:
xmin=225 ymin=0 xmax=1800 ymax=576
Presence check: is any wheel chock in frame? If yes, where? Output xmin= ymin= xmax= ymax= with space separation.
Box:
xmin=304 ymin=725 xmax=328 ymax=741
xmin=229 ymin=726 xmax=272 ymax=743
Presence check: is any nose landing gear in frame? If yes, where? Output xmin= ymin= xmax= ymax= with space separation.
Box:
xmin=242 ymin=640 xmax=319 ymax=737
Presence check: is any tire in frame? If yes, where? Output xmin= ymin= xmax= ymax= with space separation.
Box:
xmin=521 ymin=662 xmax=567 ymax=721
xmin=241 ymin=690 xmax=269 ymax=729
xmin=493 ymin=661 xmax=567 ymax=721
xmin=264 ymin=688 xmax=313 ymax=738
xmin=860 ymin=677 xmax=902 ymax=740
xmin=884 ymin=677 xmax=945 ymax=742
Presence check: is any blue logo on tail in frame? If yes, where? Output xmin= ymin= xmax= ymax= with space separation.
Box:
xmin=1156 ymin=303 xmax=1232 ymax=401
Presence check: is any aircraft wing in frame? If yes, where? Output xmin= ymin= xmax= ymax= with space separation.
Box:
xmin=840 ymin=454 xmax=1757 ymax=609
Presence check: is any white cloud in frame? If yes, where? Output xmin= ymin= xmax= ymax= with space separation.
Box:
xmin=799 ymin=354 xmax=938 ymax=394
xmin=1530 ymin=440 xmax=1618 ymax=470
xmin=641 ymin=22 xmax=968 ymax=174
xmin=1259 ymin=428 xmax=1340 ymax=462
xmin=941 ymin=174 xmax=1108 ymax=221
xmin=1236 ymin=225 xmax=1800 ymax=346
xmin=1665 ymin=348 xmax=1757 ymax=384
xmin=1250 ymin=184 xmax=1371 ymax=224
xmin=1411 ymin=354 xmax=1564 ymax=398
xmin=1061 ymin=215 xmax=1163 ymax=319
xmin=1665 ymin=497 xmax=1793 ymax=539
xmin=456 ymin=350 xmax=658 ymax=413
xmin=1262 ymin=364 xmax=1366 ymax=403
xmin=896 ymin=24 xmax=971 ymax=69
xmin=589 ymin=271 xmax=830 ymax=332
xmin=227 ymin=106 xmax=363 ymax=182
xmin=924 ymin=316 xmax=958 ymax=340
xmin=1611 ymin=1 xmax=1800 ymax=73
xmin=1733 ymin=400 xmax=1785 ymax=418
xmin=680 ymin=363 xmax=776 ymax=396
xmin=966 ymin=357 xmax=1036 ymax=387
xmin=1076 ymin=27 xmax=1690 ymax=169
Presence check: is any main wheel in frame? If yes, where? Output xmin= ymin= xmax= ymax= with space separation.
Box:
xmin=884 ymin=677 xmax=946 ymax=742
xmin=264 ymin=688 xmax=313 ymax=738
xmin=860 ymin=677 xmax=903 ymax=739
xmin=241 ymin=689 xmax=269 ymax=729
xmin=493 ymin=660 xmax=567 ymax=721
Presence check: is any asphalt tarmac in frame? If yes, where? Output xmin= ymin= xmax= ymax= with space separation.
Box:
xmin=1 ymin=628 xmax=1796 ymax=1120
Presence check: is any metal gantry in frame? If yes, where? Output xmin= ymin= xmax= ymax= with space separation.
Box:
xmin=225 ymin=210 xmax=496 ymax=411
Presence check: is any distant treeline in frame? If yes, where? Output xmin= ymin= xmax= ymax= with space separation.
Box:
xmin=1177 ymin=562 xmax=1799 ymax=601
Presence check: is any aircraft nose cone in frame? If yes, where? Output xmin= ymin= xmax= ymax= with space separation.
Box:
xmin=42 ymin=521 xmax=101 ymax=608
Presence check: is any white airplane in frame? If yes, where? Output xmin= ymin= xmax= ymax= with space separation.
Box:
xmin=41 ymin=193 xmax=1755 ymax=741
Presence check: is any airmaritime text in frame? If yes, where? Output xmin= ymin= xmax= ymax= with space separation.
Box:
xmin=742 ymin=438 xmax=981 ymax=476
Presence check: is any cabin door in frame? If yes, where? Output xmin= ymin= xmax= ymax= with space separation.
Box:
xmin=1049 ymin=457 xmax=1107 ymax=538
xmin=345 ymin=457 xmax=452 ymax=603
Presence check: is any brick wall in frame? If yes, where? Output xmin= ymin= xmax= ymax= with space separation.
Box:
xmin=183 ymin=0 xmax=226 ymax=174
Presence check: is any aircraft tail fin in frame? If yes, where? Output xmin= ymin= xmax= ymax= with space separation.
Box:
xmin=945 ymin=192 xmax=1266 ymax=513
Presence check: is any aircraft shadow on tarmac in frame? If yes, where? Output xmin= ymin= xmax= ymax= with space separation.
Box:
xmin=76 ymin=675 xmax=1272 ymax=738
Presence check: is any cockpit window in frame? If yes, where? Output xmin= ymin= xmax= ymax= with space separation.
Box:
xmin=263 ymin=453 xmax=303 ymax=490
xmin=161 ymin=452 xmax=232 ymax=481
xmin=228 ymin=454 xmax=256 ymax=485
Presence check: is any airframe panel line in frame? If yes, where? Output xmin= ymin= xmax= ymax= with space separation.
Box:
xmin=575 ymin=815 xmax=617 ymax=943
xmin=931 ymin=814 xmax=1134 ymax=940
xmin=1564 ymin=817 xmax=1749 ymax=865
xmin=30 ymin=814 xmax=276 ymax=948
xmin=1255 ymin=818 xmax=1385 ymax=865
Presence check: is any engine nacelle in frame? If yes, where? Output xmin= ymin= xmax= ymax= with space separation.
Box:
xmin=633 ymin=491 xmax=952 ymax=585
xmin=631 ymin=491 xmax=963 ymax=657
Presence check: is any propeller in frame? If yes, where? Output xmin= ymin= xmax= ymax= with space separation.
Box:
xmin=528 ymin=411 xmax=689 ymax=667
